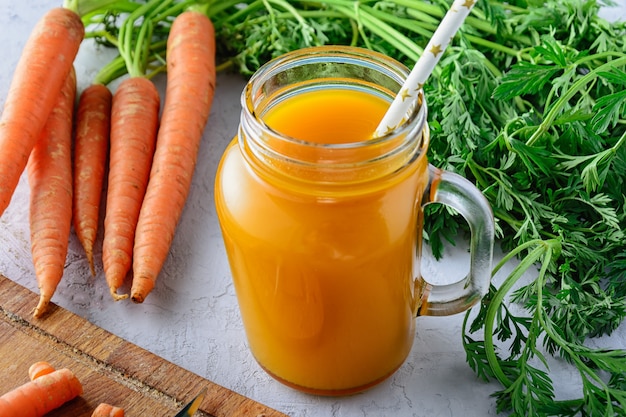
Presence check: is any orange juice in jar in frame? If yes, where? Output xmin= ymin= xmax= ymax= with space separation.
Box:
xmin=214 ymin=47 xmax=494 ymax=396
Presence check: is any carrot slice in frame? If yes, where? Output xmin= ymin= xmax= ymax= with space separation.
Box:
xmin=28 ymin=362 xmax=55 ymax=381
xmin=91 ymin=403 xmax=125 ymax=417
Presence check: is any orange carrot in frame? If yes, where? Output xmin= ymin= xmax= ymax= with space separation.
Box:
xmin=0 ymin=7 xmax=84 ymax=218
xmin=102 ymin=76 xmax=160 ymax=300
xmin=130 ymin=10 xmax=216 ymax=303
xmin=73 ymin=83 xmax=113 ymax=276
xmin=0 ymin=364 xmax=83 ymax=417
xmin=92 ymin=403 xmax=125 ymax=417
xmin=28 ymin=68 xmax=76 ymax=318
xmin=28 ymin=362 xmax=55 ymax=380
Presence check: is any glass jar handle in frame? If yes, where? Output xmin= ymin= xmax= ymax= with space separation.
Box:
xmin=415 ymin=164 xmax=495 ymax=317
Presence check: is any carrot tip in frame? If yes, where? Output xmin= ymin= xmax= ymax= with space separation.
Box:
xmin=110 ymin=288 xmax=129 ymax=301
xmin=33 ymin=294 xmax=51 ymax=318
xmin=130 ymin=276 xmax=153 ymax=304
xmin=130 ymin=293 xmax=145 ymax=304
xmin=87 ymin=253 xmax=96 ymax=277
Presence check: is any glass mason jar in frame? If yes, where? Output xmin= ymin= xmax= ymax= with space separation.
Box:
xmin=214 ymin=46 xmax=494 ymax=396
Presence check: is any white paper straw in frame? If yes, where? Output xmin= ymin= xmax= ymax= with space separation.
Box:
xmin=374 ymin=0 xmax=477 ymax=137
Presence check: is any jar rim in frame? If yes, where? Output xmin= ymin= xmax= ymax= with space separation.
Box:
xmin=242 ymin=45 xmax=427 ymax=151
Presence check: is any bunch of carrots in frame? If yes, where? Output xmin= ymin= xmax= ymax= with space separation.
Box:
xmin=0 ymin=0 xmax=216 ymax=317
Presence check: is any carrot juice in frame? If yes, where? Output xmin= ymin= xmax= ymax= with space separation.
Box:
xmin=214 ymin=46 xmax=494 ymax=396
xmin=215 ymin=87 xmax=429 ymax=394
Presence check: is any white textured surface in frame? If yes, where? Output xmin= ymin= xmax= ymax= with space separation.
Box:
xmin=1 ymin=2 xmax=625 ymax=416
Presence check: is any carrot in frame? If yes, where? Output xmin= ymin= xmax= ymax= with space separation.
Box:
xmin=0 ymin=364 xmax=83 ymax=417
xmin=73 ymin=83 xmax=113 ymax=276
xmin=28 ymin=68 xmax=77 ymax=318
xmin=130 ymin=9 xmax=216 ymax=303
xmin=102 ymin=76 xmax=160 ymax=300
xmin=92 ymin=403 xmax=125 ymax=417
xmin=100 ymin=0 xmax=165 ymax=301
xmin=0 ymin=7 xmax=84 ymax=218
xmin=28 ymin=362 xmax=55 ymax=380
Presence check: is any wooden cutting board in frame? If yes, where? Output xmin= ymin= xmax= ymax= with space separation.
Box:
xmin=0 ymin=274 xmax=288 ymax=417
